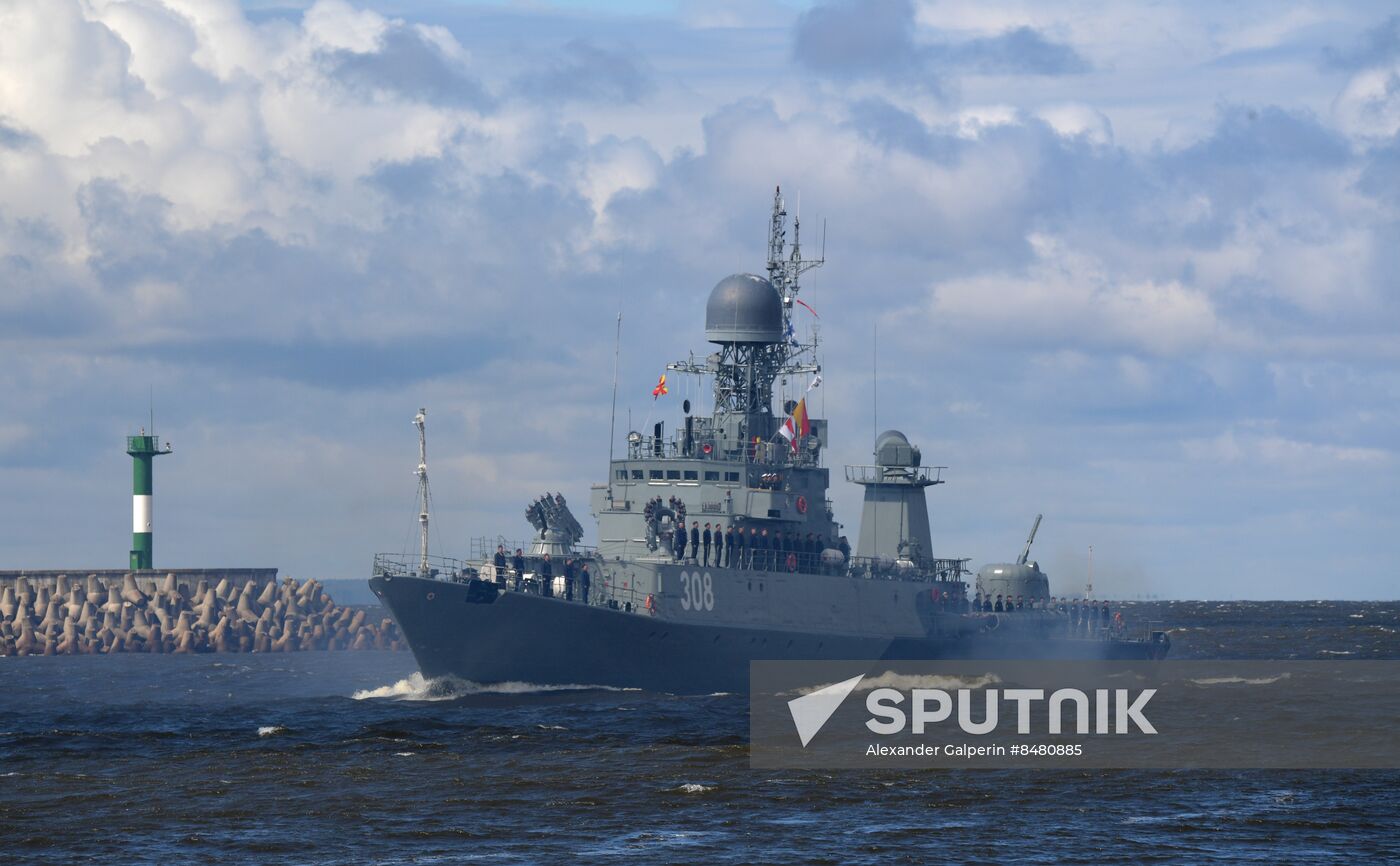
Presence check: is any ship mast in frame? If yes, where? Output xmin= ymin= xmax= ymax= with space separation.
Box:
xmin=415 ymin=408 xmax=430 ymax=575
xmin=765 ymin=186 xmax=825 ymax=373
xmin=666 ymin=187 xmax=825 ymax=460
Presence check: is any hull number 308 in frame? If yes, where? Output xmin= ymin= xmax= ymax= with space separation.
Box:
xmin=678 ymin=571 xmax=716 ymax=612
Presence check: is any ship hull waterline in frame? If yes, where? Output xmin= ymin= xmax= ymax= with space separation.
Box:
xmin=370 ymin=574 xmax=1165 ymax=695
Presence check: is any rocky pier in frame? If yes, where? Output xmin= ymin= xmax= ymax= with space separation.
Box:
xmin=0 ymin=573 xmax=403 ymax=656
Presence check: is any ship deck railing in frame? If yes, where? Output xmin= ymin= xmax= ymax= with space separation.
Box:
xmin=372 ymin=553 xmax=469 ymax=580
xmin=625 ymin=435 xmax=821 ymax=468
xmin=843 ymin=465 xmax=945 ymax=485
xmin=467 ymin=536 xmax=534 ymax=561
xmin=845 ymin=556 xmax=970 ymax=583
xmin=377 ymin=546 xmax=603 ymax=583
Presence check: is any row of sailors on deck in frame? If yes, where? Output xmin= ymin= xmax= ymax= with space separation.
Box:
xmin=973 ymin=593 xmax=1127 ymax=633
xmin=491 ymin=547 xmax=592 ymax=604
xmin=974 ymin=593 xmax=1117 ymax=617
xmin=672 ymin=521 xmax=851 ymax=573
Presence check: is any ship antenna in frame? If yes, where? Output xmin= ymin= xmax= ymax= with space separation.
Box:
xmin=1086 ymin=544 xmax=1094 ymax=599
xmin=415 ymin=408 xmax=430 ymax=575
xmin=767 ymin=186 xmax=786 ymax=285
xmin=607 ymin=311 xmax=622 ymax=500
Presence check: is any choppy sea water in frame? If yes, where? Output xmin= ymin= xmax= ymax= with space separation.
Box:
xmin=2 ymin=600 xmax=1397 ymax=864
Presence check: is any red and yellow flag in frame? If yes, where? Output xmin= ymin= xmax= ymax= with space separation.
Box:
xmin=779 ymin=397 xmax=810 ymax=450
xmin=651 ymin=373 xmax=668 ymax=399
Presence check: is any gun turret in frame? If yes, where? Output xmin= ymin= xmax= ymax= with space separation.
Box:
xmin=1016 ymin=514 xmax=1042 ymax=566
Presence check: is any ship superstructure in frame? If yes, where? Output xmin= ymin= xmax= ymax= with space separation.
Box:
xmin=369 ymin=189 xmax=1168 ymax=693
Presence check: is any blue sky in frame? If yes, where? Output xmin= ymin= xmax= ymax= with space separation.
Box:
xmin=1 ymin=0 xmax=1397 ymax=598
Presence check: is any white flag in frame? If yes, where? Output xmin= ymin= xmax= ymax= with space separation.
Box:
xmin=807 ymin=374 xmax=822 ymax=391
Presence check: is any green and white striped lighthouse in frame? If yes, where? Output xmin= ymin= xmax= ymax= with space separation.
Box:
xmin=126 ymin=429 xmax=172 ymax=570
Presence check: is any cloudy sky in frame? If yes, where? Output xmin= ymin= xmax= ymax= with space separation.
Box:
xmin=1 ymin=0 xmax=1397 ymax=599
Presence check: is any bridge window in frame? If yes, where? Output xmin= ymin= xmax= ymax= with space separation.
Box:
xmin=725 ymin=472 xmax=740 ymax=482
xmin=615 ymin=469 xmax=627 ymax=480
xmin=666 ymin=470 xmax=681 ymax=480
xmin=631 ymin=470 xmax=644 ymax=479
xmin=649 ymin=470 xmax=663 ymax=480
xmin=683 ymin=470 xmax=698 ymax=480
xmin=704 ymin=471 xmax=720 ymax=481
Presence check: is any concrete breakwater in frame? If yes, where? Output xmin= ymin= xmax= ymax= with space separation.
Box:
xmin=0 ymin=574 xmax=403 ymax=656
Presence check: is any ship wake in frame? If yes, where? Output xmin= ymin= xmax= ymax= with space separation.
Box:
xmin=352 ymin=672 xmax=635 ymax=701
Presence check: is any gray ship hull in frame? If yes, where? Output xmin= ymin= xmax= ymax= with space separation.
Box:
xmin=370 ymin=574 xmax=1165 ymax=695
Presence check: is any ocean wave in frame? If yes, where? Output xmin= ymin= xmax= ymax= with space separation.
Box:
xmin=788 ymin=672 xmax=1001 ymax=696
xmin=677 ymin=783 xmax=715 ymax=794
xmin=351 ymin=672 xmax=636 ymax=701
xmin=854 ymin=672 xmax=1002 ymax=692
xmin=1189 ymin=674 xmax=1290 ymax=686
xmin=257 ymin=725 xmax=286 ymax=737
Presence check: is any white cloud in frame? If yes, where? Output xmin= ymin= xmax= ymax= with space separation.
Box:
xmin=0 ymin=0 xmax=1396 ymax=596
xmin=1035 ymin=102 xmax=1112 ymax=144
xmin=1334 ymin=66 xmax=1400 ymax=139
xmin=930 ymin=234 xmax=1226 ymax=356
xmin=1183 ymin=427 xmax=1392 ymax=467
xmin=302 ymin=0 xmax=389 ymax=54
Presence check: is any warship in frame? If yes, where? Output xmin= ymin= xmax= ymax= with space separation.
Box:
xmin=369 ymin=189 xmax=1170 ymax=694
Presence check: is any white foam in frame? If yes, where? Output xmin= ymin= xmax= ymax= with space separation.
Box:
xmin=678 ymin=783 xmax=715 ymax=794
xmin=789 ymin=671 xmax=1001 ymax=696
xmin=257 ymin=725 xmax=286 ymax=737
xmin=1189 ymin=674 xmax=1289 ymax=686
xmin=351 ymin=671 xmax=635 ymax=701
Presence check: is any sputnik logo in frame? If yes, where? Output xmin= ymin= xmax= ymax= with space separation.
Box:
xmin=787 ymin=674 xmax=865 ymax=747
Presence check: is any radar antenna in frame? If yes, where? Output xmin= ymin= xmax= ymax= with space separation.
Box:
xmin=765 ymin=186 xmax=826 ymax=372
xmin=414 ymin=408 xmax=430 ymax=575
xmin=1017 ymin=514 xmax=1043 ymax=566
xmin=766 ymin=186 xmax=825 ymax=302
xmin=664 ymin=186 xmax=827 ymax=465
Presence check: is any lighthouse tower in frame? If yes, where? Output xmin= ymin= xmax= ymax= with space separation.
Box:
xmin=126 ymin=428 xmax=172 ymax=570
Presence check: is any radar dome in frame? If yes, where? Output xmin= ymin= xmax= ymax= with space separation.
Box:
xmin=705 ymin=274 xmax=783 ymax=344
xmin=875 ymin=430 xmax=921 ymax=468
